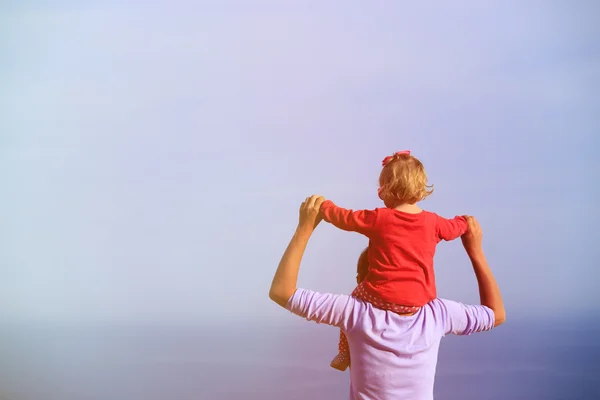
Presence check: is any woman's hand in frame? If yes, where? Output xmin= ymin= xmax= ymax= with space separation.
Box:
xmin=269 ymin=195 xmax=326 ymax=307
xmin=298 ymin=195 xmax=325 ymax=231
xmin=461 ymin=215 xmax=484 ymax=257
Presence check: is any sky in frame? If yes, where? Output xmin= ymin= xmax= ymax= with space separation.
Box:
xmin=1 ymin=0 xmax=599 ymax=325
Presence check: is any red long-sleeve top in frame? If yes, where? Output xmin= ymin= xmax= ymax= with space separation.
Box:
xmin=320 ymin=200 xmax=468 ymax=307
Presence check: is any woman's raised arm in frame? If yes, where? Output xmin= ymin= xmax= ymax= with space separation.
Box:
xmin=269 ymin=195 xmax=325 ymax=307
xmin=461 ymin=216 xmax=506 ymax=327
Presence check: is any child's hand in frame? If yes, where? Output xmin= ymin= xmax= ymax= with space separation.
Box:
xmin=461 ymin=216 xmax=483 ymax=256
xmin=298 ymin=195 xmax=326 ymax=230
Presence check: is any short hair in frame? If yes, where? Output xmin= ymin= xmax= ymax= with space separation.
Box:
xmin=378 ymin=153 xmax=433 ymax=207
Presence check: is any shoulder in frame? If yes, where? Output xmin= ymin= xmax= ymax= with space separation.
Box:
xmin=412 ymin=210 xmax=440 ymax=231
xmin=424 ymin=298 xmax=458 ymax=315
xmin=421 ymin=298 xmax=452 ymax=321
xmin=285 ymin=289 xmax=362 ymax=329
xmin=420 ymin=210 xmax=440 ymax=220
xmin=428 ymin=297 xmax=489 ymax=317
xmin=428 ymin=298 xmax=496 ymax=336
xmin=419 ymin=211 xmax=451 ymax=229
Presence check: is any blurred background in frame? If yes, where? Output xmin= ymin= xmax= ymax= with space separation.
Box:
xmin=1 ymin=1 xmax=598 ymax=399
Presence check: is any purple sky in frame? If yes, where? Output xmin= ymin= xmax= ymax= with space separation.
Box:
xmin=1 ymin=0 xmax=598 ymax=324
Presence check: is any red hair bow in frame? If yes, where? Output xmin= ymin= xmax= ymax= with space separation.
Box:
xmin=381 ymin=150 xmax=410 ymax=167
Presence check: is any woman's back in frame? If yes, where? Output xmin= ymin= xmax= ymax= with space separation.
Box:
xmin=341 ymin=297 xmax=494 ymax=400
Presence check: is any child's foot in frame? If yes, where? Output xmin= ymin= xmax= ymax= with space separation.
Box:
xmin=330 ymin=352 xmax=350 ymax=371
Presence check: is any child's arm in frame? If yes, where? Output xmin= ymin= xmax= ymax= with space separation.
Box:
xmin=320 ymin=200 xmax=379 ymax=237
xmin=435 ymin=214 xmax=468 ymax=241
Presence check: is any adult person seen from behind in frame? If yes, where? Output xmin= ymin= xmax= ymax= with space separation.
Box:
xmin=269 ymin=195 xmax=506 ymax=400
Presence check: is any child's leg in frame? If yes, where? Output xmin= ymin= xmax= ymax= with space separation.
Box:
xmin=330 ymin=329 xmax=351 ymax=371
xmin=329 ymin=285 xmax=363 ymax=372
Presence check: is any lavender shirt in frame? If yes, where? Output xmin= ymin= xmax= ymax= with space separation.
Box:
xmin=286 ymin=289 xmax=495 ymax=400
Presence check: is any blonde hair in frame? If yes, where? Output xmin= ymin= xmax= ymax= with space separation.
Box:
xmin=378 ymin=153 xmax=433 ymax=207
